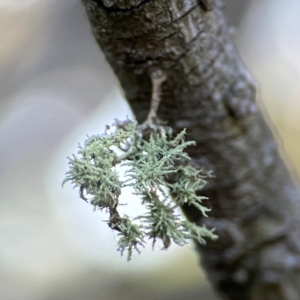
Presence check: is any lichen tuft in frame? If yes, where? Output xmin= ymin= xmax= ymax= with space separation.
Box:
xmin=63 ymin=119 xmax=217 ymax=260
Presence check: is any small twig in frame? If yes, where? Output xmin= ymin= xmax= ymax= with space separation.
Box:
xmin=114 ymin=70 xmax=167 ymax=163
xmin=139 ymin=69 xmax=167 ymax=130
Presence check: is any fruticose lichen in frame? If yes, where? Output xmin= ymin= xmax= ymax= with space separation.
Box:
xmin=63 ymin=119 xmax=217 ymax=260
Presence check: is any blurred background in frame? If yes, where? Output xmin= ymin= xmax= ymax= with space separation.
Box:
xmin=1 ymin=0 xmax=299 ymax=299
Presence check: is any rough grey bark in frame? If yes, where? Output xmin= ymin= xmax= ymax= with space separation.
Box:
xmin=81 ymin=0 xmax=300 ymax=299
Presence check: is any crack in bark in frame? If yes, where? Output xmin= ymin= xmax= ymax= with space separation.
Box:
xmin=169 ymin=4 xmax=199 ymax=24
xmin=93 ymin=0 xmax=152 ymax=13
xmin=158 ymin=31 xmax=178 ymax=42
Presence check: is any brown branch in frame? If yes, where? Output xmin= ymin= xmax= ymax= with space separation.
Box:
xmin=81 ymin=0 xmax=300 ymax=299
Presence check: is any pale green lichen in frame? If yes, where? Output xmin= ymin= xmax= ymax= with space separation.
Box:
xmin=63 ymin=119 xmax=217 ymax=260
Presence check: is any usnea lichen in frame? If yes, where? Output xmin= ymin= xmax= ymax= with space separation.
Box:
xmin=63 ymin=119 xmax=217 ymax=260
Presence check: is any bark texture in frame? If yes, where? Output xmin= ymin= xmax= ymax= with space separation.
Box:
xmin=81 ymin=0 xmax=300 ymax=299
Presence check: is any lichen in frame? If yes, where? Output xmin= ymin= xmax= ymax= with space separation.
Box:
xmin=63 ymin=119 xmax=217 ymax=260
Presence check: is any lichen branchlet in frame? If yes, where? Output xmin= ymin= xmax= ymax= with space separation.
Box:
xmin=63 ymin=119 xmax=217 ymax=260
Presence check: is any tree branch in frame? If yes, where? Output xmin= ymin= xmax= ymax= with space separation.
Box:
xmin=81 ymin=0 xmax=300 ymax=298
